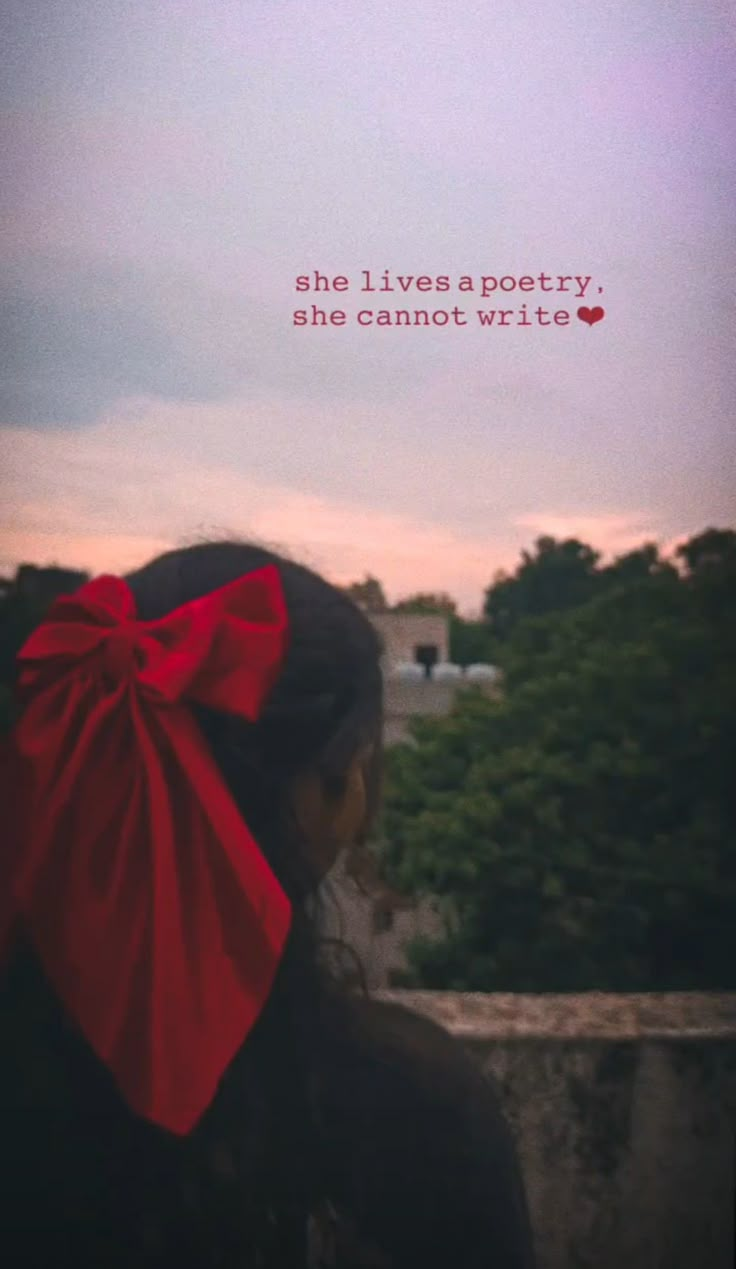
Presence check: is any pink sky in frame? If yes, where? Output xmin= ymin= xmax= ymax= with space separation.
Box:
xmin=1 ymin=0 xmax=734 ymax=612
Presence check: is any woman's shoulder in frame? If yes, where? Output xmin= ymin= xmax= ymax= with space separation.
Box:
xmin=323 ymin=993 xmax=524 ymax=1187
xmin=316 ymin=993 xmax=536 ymax=1269
xmin=330 ymin=994 xmax=501 ymax=1115
xmin=345 ymin=993 xmax=488 ymax=1068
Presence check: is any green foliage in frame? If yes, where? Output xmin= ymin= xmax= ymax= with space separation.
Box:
xmin=0 ymin=565 xmax=90 ymax=735
xmin=0 ymin=594 xmax=41 ymax=691
xmin=342 ymin=575 xmax=387 ymax=612
xmin=392 ymin=591 xmax=458 ymax=616
xmin=381 ymin=531 xmax=736 ymax=991
xmin=482 ymin=536 xmax=678 ymax=639
xmin=448 ymin=615 xmax=498 ymax=666
xmin=483 ymin=536 xmax=601 ymax=636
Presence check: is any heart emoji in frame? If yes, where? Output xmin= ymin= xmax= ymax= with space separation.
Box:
xmin=577 ymin=306 xmax=605 ymax=326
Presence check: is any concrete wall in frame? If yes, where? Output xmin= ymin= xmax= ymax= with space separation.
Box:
xmin=320 ymin=855 xmax=445 ymax=989
xmin=383 ymin=676 xmax=466 ymax=743
xmin=383 ymin=675 xmax=500 ymax=744
xmin=370 ymin=611 xmax=449 ymax=667
xmin=377 ymin=990 xmax=736 ymax=1269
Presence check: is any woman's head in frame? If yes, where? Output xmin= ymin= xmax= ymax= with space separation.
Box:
xmin=126 ymin=539 xmax=385 ymax=899
xmin=1 ymin=538 xmax=386 ymax=1265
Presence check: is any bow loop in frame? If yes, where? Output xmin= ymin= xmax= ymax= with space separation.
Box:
xmin=18 ymin=576 xmax=141 ymax=696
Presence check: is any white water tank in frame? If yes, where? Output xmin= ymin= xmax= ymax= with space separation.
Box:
xmin=431 ymin=661 xmax=463 ymax=681
xmin=389 ymin=661 xmax=425 ymax=681
xmin=465 ymin=663 xmax=500 ymax=682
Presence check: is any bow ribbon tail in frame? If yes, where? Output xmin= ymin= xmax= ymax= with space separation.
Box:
xmin=139 ymin=703 xmax=292 ymax=1130
xmin=6 ymin=683 xmax=290 ymax=1134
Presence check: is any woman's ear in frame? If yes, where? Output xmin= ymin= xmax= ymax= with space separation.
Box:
xmin=291 ymin=752 xmax=369 ymax=881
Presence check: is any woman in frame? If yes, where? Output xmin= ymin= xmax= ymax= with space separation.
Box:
xmin=0 ymin=540 xmax=535 ymax=1267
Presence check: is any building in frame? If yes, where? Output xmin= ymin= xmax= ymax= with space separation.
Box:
xmin=324 ymin=610 xmax=500 ymax=987
xmin=369 ymin=610 xmax=450 ymax=676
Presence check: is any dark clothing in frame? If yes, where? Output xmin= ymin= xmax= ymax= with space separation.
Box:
xmin=312 ymin=996 xmax=537 ymax=1268
xmin=1 ymin=949 xmax=535 ymax=1268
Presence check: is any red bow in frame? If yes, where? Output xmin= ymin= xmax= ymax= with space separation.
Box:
xmin=1 ymin=566 xmax=292 ymax=1134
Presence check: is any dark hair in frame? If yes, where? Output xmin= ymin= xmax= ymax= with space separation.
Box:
xmin=1 ymin=540 xmax=385 ymax=1267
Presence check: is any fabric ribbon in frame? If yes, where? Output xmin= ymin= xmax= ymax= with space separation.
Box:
xmin=1 ymin=565 xmax=292 ymax=1134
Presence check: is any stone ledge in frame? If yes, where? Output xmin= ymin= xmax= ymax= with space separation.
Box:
xmin=375 ymin=989 xmax=736 ymax=1040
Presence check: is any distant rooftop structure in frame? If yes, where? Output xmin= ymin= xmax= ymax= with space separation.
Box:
xmin=369 ymin=610 xmax=450 ymax=677
xmin=366 ymin=611 xmax=500 ymax=744
xmin=391 ymin=661 xmax=426 ymax=682
xmin=431 ymin=661 xmax=463 ymax=682
xmin=465 ymin=662 xmax=501 ymax=683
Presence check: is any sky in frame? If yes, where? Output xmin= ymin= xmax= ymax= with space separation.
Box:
xmin=1 ymin=0 xmax=734 ymax=613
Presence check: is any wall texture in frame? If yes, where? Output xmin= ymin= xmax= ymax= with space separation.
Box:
xmin=322 ymin=854 xmax=445 ymax=988
xmin=377 ymin=990 xmax=736 ymax=1269
xmin=369 ymin=611 xmax=450 ymax=668
xmin=382 ymin=675 xmax=500 ymax=743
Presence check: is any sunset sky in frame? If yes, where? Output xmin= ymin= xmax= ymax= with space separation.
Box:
xmin=2 ymin=0 xmax=734 ymax=612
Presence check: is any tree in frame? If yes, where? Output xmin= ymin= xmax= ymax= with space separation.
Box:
xmin=380 ymin=533 xmax=736 ymax=992
xmin=392 ymin=592 xmax=457 ymax=616
xmin=342 ymin=575 xmax=388 ymax=613
xmin=483 ymin=537 xmax=601 ymax=637
xmin=0 ymin=564 xmax=90 ymax=734
xmin=676 ymin=526 xmax=736 ymax=575
xmin=599 ymin=542 xmax=676 ymax=587
xmin=448 ymin=616 xmax=498 ymax=667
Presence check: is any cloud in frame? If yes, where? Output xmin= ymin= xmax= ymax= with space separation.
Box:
xmin=0 ymin=408 xmax=528 ymax=611
xmin=0 ymin=251 xmax=465 ymax=426
xmin=4 ymin=385 xmax=726 ymax=613
xmin=512 ymin=510 xmax=661 ymax=557
xmin=0 ymin=385 xmax=574 ymax=533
